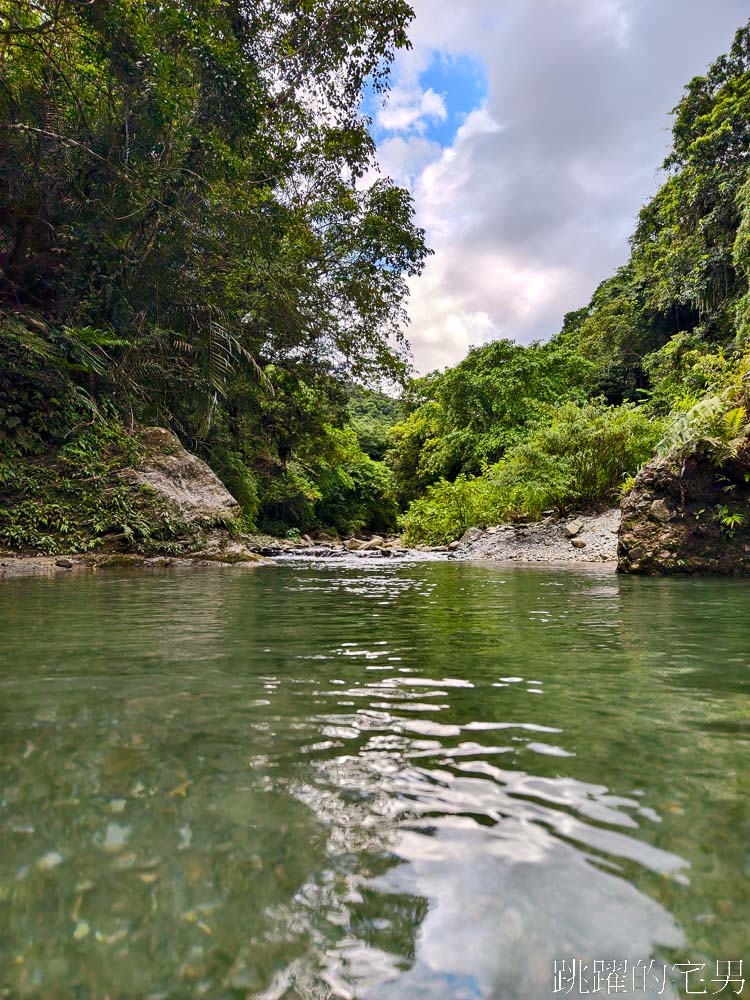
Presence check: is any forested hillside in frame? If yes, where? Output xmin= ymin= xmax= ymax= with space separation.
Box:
xmin=391 ymin=21 xmax=750 ymax=544
xmin=0 ymin=0 xmax=425 ymax=550
xmin=2 ymin=6 xmax=750 ymax=554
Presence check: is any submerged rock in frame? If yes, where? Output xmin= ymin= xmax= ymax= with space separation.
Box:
xmin=619 ymin=442 xmax=750 ymax=575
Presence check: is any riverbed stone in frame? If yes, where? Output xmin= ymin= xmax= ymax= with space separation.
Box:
xmin=571 ymin=538 xmax=587 ymax=549
xmin=564 ymin=520 xmax=583 ymax=538
xmin=360 ymin=536 xmax=384 ymax=551
xmin=461 ymin=527 xmax=484 ymax=543
xmin=55 ymin=557 xmax=74 ymax=569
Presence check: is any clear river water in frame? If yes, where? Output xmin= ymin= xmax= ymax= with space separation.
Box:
xmin=1 ymin=560 xmax=749 ymax=999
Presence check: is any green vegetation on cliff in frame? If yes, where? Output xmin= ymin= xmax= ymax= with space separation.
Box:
xmin=0 ymin=0 xmax=424 ymax=549
xmin=389 ymin=20 xmax=750 ymax=543
xmin=2 ymin=8 xmax=750 ymax=552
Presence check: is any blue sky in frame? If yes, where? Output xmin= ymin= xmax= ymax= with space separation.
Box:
xmin=367 ymin=0 xmax=750 ymax=375
xmin=369 ymin=54 xmax=487 ymax=150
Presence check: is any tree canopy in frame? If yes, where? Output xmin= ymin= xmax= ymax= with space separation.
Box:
xmin=0 ymin=0 xmax=430 ymax=541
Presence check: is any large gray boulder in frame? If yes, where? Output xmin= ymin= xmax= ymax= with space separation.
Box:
xmin=124 ymin=427 xmax=240 ymax=527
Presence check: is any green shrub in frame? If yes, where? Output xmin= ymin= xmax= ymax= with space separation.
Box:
xmin=495 ymin=400 xmax=661 ymax=516
xmin=386 ymin=340 xmax=594 ymax=502
xmin=400 ymin=401 xmax=661 ymax=544
xmin=258 ymin=464 xmax=321 ymax=533
xmin=0 ymin=423 xmax=188 ymax=554
xmin=254 ymin=424 xmax=399 ymax=536
xmin=315 ymin=453 xmax=398 ymax=535
xmin=400 ymin=474 xmax=506 ymax=546
xmin=213 ymin=450 xmax=260 ymax=530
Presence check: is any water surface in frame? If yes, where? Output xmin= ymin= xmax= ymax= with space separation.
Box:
xmin=1 ymin=561 xmax=749 ymax=998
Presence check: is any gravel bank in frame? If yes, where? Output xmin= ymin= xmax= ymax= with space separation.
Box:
xmin=1 ymin=513 xmax=623 ymax=577
xmin=453 ymin=508 xmax=621 ymax=564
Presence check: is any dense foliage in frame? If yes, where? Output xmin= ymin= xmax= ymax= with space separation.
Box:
xmin=400 ymin=402 xmax=660 ymax=544
xmin=387 ymin=339 xmax=594 ymax=504
xmin=0 ymin=0 xmax=426 ymax=546
xmin=392 ymin=20 xmax=750 ymax=543
xmin=347 ymin=385 xmax=403 ymax=461
xmin=3 ymin=9 xmax=750 ymax=550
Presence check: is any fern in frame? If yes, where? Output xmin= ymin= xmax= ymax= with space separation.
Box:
xmin=657 ymin=392 xmax=750 ymax=463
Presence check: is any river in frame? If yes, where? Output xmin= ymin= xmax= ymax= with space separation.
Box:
xmin=1 ymin=560 xmax=749 ymax=998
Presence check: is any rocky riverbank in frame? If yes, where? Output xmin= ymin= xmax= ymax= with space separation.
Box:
xmin=249 ymin=509 xmax=621 ymax=566
xmin=619 ymin=440 xmax=750 ymax=575
xmin=1 ymin=516 xmax=623 ymax=578
xmin=244 ymin=533 xmax=444 ymax=559
xmin=451 ymin=508 xmax=620 ymax=564
xmin=0 ymin=540 xmax=269 ymax=578
xmin=0 ymin=422 xmax=628 ymax=578
xmin=0 ymin=532 xmax=435 ymax=577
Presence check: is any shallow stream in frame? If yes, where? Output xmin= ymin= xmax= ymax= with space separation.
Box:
xmin=1 ymin=561 xmax=749 ymax=997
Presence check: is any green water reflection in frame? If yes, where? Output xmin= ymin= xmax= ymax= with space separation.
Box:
xmin=0 ymin=561 xmax=749 ymax=998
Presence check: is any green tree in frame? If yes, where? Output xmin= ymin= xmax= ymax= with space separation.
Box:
xmin=400 ymin=401 xmax=661 ymax=544
xmin=347 ymin=386 xmax=403 ymax=460
xmin=387 ymin=340 xmax=593 ymax=501
xmin=0 ymin=0 xmax=430 ymax=542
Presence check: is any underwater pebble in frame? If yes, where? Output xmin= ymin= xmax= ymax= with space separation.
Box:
xmin=37 ymin=851 xmax=63 ymax=871
xmin=102 ymin=823 xmax=130 ymax=852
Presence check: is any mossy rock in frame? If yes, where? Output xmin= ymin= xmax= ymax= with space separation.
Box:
xmin=123 ymin=427 xmax=241 ymax=528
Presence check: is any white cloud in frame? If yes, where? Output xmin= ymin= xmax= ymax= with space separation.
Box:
xmin=375 ymin=0 xmax=750 ymax=373
xmin=376 ymin=86 xmax=447 ymax=134
xmin=375 ymin=135 xmax=443 ymax=190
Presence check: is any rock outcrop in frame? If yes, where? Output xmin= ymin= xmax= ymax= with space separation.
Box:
xmin=123 ymin=427 xmax=241 ymax=528
xmin=618 ymin=444 xmax=750 ymax=575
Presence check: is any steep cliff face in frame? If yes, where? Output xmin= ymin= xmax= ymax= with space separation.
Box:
xmin=618 ymin=442 xmax=750 ymax=575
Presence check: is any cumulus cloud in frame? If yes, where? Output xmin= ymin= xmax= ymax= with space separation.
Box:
xmin=380 ymin=0 xmax=749 ymax=373
xmin=377 ymin=85 xmax=448 ymax=134
xmin=375 ymin=135 xmax=443 ymax=191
